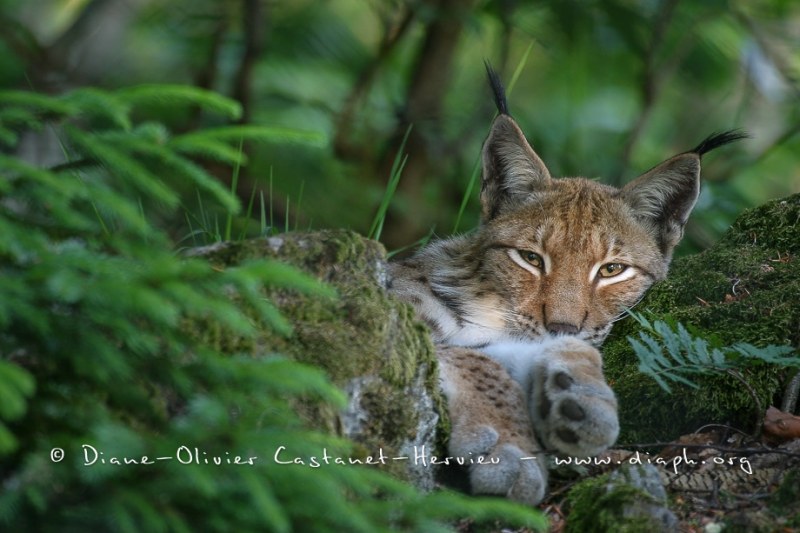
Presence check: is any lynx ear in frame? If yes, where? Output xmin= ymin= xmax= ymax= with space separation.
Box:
xmin=621 ymin=130 xmax=747 ymax=257
xmin=480 ymin=114 xmax=552 ymax=221
xmin=620 ymin=153 xmax=701 ymax=256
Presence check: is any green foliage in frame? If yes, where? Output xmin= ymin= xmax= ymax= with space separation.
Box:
xmin=0 ymin=86 xmax=543 ymax=531
xmin=368 ymin=124 xmax=411 ymax=241
xmin=603 ymin=194 xmax=800 ymax=444
xmin=7 ymin=0 xmax=797 ymax=248
xmin=627 ymin=312 xmax=799 ymax=393
xmin=115 ymin=84 xmax=244 ymax=120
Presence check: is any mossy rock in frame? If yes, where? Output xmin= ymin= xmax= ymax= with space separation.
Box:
xmin=564 ymin=464 xmax=677 ymax=533
xmin=603 ymin=194 xmax=800 ymax=444
xmin=189 ymin=229 xmax=444 ymax=488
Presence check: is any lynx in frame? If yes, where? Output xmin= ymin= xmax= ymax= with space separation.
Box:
xmin=388 ymin=66 xmax=744 ymax=505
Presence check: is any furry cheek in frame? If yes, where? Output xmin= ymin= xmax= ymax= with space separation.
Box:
xmin=594 ymin=276 xmax=652 ymax=316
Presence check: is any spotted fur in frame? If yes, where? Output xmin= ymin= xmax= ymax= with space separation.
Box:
xmin=388 ymin=68 xmax=744 ymax=505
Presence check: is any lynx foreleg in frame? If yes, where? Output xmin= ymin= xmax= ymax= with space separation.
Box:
xmin=484 ymin=337 xmax=619 ymax=458
xmin=528 ymin=338 xmax=619 ymax=457
xmin=438 ymin=347 xmax=547 ymax=505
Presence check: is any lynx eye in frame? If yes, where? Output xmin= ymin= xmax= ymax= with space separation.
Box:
xmin=518 ymin=250 xmax=544 ymax=269
xmin=598 ymin=263 xmax=628 ymax=278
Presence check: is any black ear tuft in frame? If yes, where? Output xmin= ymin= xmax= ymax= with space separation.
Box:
xmin=484 ymin=61 xmax=509 ymax=116
xmin=691 ymin=130 xmax=748 ymax=156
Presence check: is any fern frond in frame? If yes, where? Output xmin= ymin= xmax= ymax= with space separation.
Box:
xmin=626 ymin=311 xmax=799 ymax=392
xmin=729 ymin=343 xmax=797 ymax=365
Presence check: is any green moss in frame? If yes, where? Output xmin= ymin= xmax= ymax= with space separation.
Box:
xmin=723 ymin=194 xmax=800 ymax=252
xmin=187 ymin=230 xmax=446 ymax=480
xmin=194 ymin=231 xmax=436 ymax=388
xmin=603 ymin=194 xmax=800 ymax=443
xmin=565 ymin=472 xmax=661 ymax=533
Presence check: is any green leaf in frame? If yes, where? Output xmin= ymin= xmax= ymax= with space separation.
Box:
xmin=65 ymin=125 xmax=180 ymax=207
xmin=175 ymin=124 xmax=326 ymax=148
xmin=241 ymin=470 xmax=291 ymax=533
xmin=0 ymin=423 xmax=20 ymax=455
xmin=61 ymin=88 xmax=132 ymax=130
xmin=115 ymin=85 xmax=242 ymax=120
xmin=101 ymin=133 xmax=240 ymax=214
xmin=236 ymin=260 xmax=336 ymax=297
xmin=169 ymin=136 xmax=248 ymax=166
xmin=0 ymin=361 xmax=35 ymax=420
xmin=0 ymin=90 xmax=77 ymax=116
xmin=0 ymin=125 xmax=17 ymax=146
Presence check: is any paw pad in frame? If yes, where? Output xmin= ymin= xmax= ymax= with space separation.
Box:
xmin=556 ymin=428 xmax=579 ymax=444
xmin=554 ymin=371 xmax=574 ymax=390
xmin=559 ymin=398 xmax=585 ymax=421
xmin=530 ymin=352 xmax=619 ymax=456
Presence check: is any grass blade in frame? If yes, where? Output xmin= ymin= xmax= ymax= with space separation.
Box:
xmin=224 ymin=138 xmax=245 ymax=241
xmin=260 ymin=190 xmax=267 ymax=236
xmin=368 ymin=124 xmax=412 ymax=241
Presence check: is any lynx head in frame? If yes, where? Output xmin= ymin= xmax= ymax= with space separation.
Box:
xmin=475 ymin=66 xmax=745 ymax=344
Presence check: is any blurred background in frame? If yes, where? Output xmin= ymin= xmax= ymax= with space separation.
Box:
xmin=2 ymin=0 xmax=799 ymax=253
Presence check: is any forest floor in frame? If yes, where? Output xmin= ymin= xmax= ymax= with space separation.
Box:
xmin=454 ymin=416 xmax=800 ymax=533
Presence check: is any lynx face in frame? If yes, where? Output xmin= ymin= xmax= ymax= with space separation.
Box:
xmin=477 ymin=178 xmax=668 ymax=345
xmin=390 ymin=112 xmax=744 ymax=349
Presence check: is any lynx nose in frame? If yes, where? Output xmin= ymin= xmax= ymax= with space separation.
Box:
xmin=547 ymin=322 xmax=580 ymax=335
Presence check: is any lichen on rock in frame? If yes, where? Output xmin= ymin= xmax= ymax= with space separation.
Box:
xmin=602 ymin=193 xmax=800 ymax=444
xmin=188 ymin=229 xmax=444 ymax=489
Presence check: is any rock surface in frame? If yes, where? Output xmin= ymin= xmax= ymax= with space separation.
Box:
xmin=189 ymin=229 xmax=444 ymax=489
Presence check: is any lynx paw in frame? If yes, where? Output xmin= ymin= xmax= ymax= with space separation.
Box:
xmin=530 ymin=338 xmax=619 ymax=457
xmin=469 ymin=442 xmax=546 ymax=505
xmin=440 ymin=347 xmax=549 ymax=506
xmin=450 ymin=425 xmax=545 ymax=506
